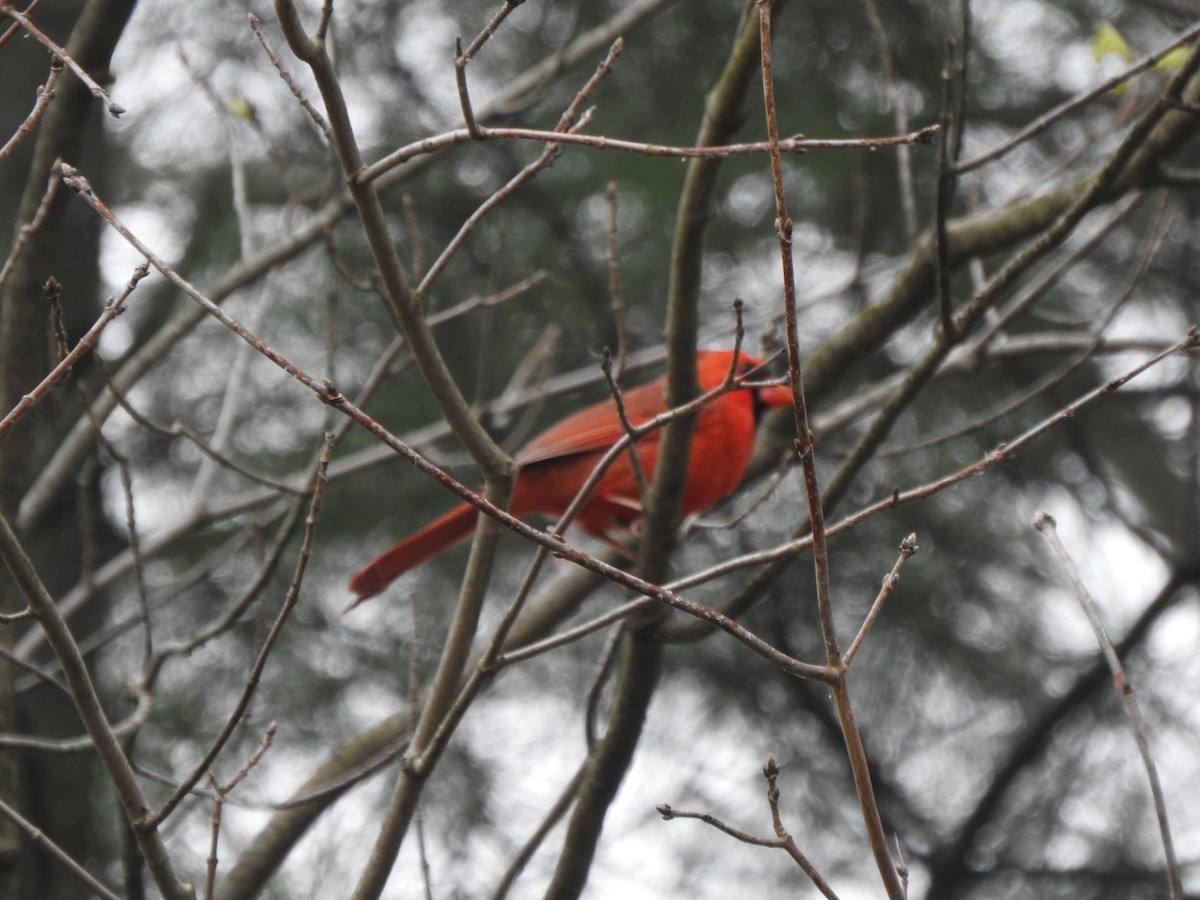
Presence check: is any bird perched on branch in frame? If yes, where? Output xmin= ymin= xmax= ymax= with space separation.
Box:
xmin=347 ymin=349 xmax=793 ymax=609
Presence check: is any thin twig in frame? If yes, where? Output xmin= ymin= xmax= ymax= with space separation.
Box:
xmin=249 ymin=12 xmax=331 ymax=141
xmin=0 ymin=644 xmax=65 ymax=696
xmin=401 ymin=194 xmax=425 ymax=278
xmin=491 ymin=763 xmax=587 ymax=900
xmin=814 ymin=329 xmax=1174 ymax=452
xmin=178 ymin=50 xmax=286 ymax=506
xmin=493 ymin=599 xmax=636 ymax=667
xmin=657 ymin=803 xmax=786 ymax=847
xmin=421 ymin=104 xmax=598 ymax=298
xmin=45 ymin=276 xmax=68 ymax=363
xmin=1033 ymin=514 xmax=1183 ymax=900
xmin=414 ymin=810 xmax=434 ymax=900
xmin=0 ymin=0 xmax=41 ymax=49
xmin=582 ymin=629 xmax=623 ymax=749
xmin=315 ymin=0 xmax=332 ymax=41
xmin=0 ymin=682 xmax=152 ymax=753
xmin=863 ymin=0 xmax=916 ymax=240
xmin=59 ymin=163 xmax=326 ymax=390
xmin=757 ymin=0 xmax=829 ymax=658
xmin=85 ymin=408 xmax=153 ymax=665
xmin=934 ymin=39 xmax=959 ymax=340
xmin=0 ymin=56 xmax=61 ymax=162
xmin=605 ymin=181 xmax=629 ymax=379
xmin=758 ymin=5 xmax=904 ymax=896
xmin=15 ymin=526 xmax=257 ymax=674
xmin=204 ymin=724 xmax=276 ymax=900
xmin=601 ymin=348 xmax=649 ymax=495
xmin=950 ymin=0 xmax=971 ymax=160
xmin=45 ymin=489 xmax=299 ymax=685
xmin=465 ymin=0 xmax=669 ymax=122
xmin=360 ymin=123 xmax=940 ymax=184
xmin=0 ymin=796 xmax=121 ymax=900
xmin=453 ymin=37 xmax=479 ymax=137
xmin=954 ymin=195 xmax=1141 ymax=366
xmin=0 ymin=4 xmax=125 ymax=116
xmin=842 ymin=534 xmax=918 ymax=668
xmin=0 ymin=260 xmax=146 ymax=442
xmin=459 ymin=0 xmax=527 ymax=62
xmin=0 ymin=162 xmax=60 ymax=300
xmin=764 ymin=756 xmax=841 ymax=899
xmin=656 ymin=756 xmax=840 ymax=900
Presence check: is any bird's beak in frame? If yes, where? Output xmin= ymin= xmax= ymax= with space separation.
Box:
xmin=757 ymin=381 xmax=795 ymax=408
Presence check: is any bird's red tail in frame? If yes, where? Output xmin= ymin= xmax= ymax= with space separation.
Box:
xmin=345 ymin=502 xmax=479 ymax=610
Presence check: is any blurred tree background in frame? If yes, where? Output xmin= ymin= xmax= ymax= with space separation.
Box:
xmin=1 ymin=0 xmax=1198 ymax=898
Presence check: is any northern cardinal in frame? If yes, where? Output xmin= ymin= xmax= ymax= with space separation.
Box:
xmin=347 ymin=349 xmax=793 ymax=607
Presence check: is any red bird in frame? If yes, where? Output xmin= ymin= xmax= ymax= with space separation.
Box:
xmin=347 ymin=349 xmax=793 ymax=607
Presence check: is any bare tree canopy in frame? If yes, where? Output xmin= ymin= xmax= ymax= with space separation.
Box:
xmin=1 ymin=1 xmax=1199 ymax=899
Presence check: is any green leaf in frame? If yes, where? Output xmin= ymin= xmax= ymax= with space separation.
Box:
xmin=1093 ymin=22 xmax=1133 ymax=63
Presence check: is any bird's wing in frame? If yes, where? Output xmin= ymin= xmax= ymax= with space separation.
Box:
xmin=515 ymin=378 xmax=666 ymax=466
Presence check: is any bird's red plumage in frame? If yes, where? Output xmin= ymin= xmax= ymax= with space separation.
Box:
xmin=346 ymin=349 xmax=792 ymax=608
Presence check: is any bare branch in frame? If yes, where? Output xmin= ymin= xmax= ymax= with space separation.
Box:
xmin=0 ymin=262 xmax=145 ymax=442
xmin=605 ymin=182 xmax=630 ymax=379
xmin=863 ymin=0 xmax=917 ymax=240
xmin=1033 ymin=514 xmax=1184 ymax=900
xmin=0 ymin=796 xmax=121 ymax=900
xmin=0 ymin=4 xmax=125 ymax=117
xmin=248 ymin=12 xmax=331 ymax=142
xmin=0 ymin=56 xmax=62 ymax=162
xmin=764 ymin=755 xmax=841 ymax=899
xmin=0 ymin=162 xmax=59 ymax=300
xmin=656 ymin=756 xmax=841 ymax=900
xmin=203 ymin=724 xmax=277 ymax=900
xmin=842 ymin=533 xmax=919 ymax=668
xmin=758 ymin=4 xmax=903 ymax=895
xmin=0 ymin=512 xmax=192 ymax=899
xmin=360 ymin=122 xmax=939 ymax=184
